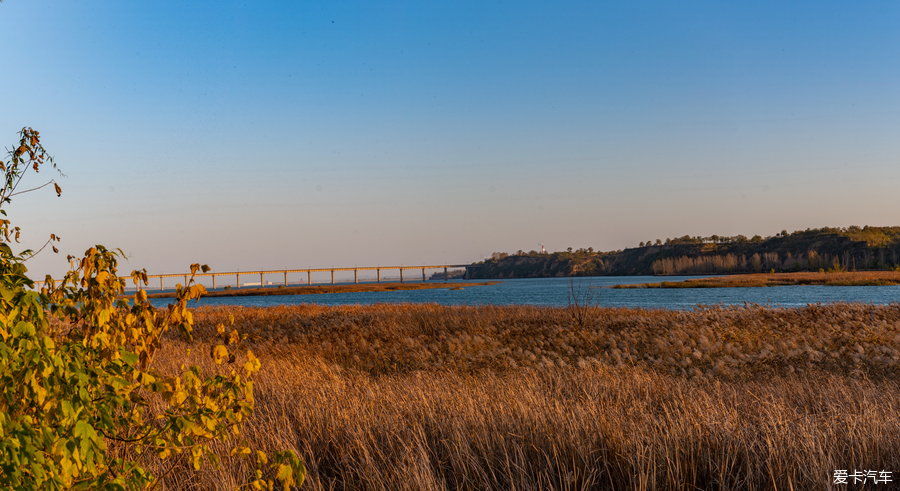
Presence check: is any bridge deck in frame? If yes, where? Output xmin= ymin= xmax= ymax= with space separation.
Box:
xmin=34 ymin=264 xmax=472 ymax=290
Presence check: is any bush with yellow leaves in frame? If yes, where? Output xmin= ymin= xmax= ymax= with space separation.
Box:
xmin=0 ymin=128 xmax=303 ymax=488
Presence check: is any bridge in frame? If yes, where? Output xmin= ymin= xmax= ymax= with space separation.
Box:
xmin=34 ymin=264 xmax=472 ymax=291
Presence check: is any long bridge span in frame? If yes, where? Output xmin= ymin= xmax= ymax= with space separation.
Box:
xmin=35 ymin=264 xmax=472 ymax=291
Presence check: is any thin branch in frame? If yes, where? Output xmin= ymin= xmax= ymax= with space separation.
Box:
xmin=9 ymin=179 xmax=54 ymax=197
xmin=0 ymin=164 xmax=30 ymax=206
xmin=22 ymin=237 xmax=53 ymax=262
xmin=97 ymin=421 xmax=168 ymax=443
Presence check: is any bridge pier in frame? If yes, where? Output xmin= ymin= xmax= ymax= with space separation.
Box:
xmin=444 ymin=267 xmax=448 ymax=282
xmin=183 ymin=275 xmax=188 ymax=286
xmin=283 ymin=271 xmax=287 ymax=286
xmin=421 ymin=267 xmax=426 ymax=281
xmin=160 ymin=277 xmax=164 ymax=291
xmin=307 ymin=270 xmax=311 ymax=285
xmin=354 ymin=269 xmax=358 ymax=283
xmin=330 ymin=270 xmax=334 ymax=285
xmin=212 ymin=274 xmax=216 ymax=289
xmin=376 ymin=268 xmax=381 ymax=282
xmin=260 ymin=272 xmax=264 ymax=288
xmin=399 ymin=268 xmax=404 ymax=283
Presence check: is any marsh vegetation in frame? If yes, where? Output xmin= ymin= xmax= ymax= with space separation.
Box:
xmin=144 ymin=303 xmax=899 ymax=489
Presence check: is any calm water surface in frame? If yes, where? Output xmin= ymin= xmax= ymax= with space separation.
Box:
xmin=151 ymin=276 xmax=900 ymax=310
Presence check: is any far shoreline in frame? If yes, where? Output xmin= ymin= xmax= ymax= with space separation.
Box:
xmin=146 ymin=281 xmax=500 ymax=298
xmin=611 ymin=271 xmax=900 ymax=288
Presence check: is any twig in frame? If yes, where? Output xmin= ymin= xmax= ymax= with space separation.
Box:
xmin=9 ymin=179 xmax=55 ymax=197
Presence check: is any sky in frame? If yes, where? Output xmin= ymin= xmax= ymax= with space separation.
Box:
xmin=2 ymin=1 xmax=900 ymax=277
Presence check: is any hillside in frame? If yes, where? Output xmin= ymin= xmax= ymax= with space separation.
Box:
xmin=467 ymin=226 xmax=900 ymax=277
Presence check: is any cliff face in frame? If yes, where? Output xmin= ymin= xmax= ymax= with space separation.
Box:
xmin=467 ymin=227 xmax=900 ymax=278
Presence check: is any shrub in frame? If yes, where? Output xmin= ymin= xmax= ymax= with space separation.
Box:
xmin=0 ymin=128 xmax=303 ymax=488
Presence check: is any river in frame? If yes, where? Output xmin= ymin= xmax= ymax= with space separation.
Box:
xmin=149 ymin=275 xmax=900 ymax=309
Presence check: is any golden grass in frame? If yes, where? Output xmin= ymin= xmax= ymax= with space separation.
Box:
xmin=147 ymin=304 xmax=899 ymax=489
xmin=614 ymin=270 xmax=900 ymax=288
xmin=146 ymin=281 xmax=498 ymax=298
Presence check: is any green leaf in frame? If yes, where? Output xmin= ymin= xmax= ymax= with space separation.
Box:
xmin=119 ymin=349 xmax=138 ymax=367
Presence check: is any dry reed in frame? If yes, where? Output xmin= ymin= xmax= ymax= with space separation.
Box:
xmin=146 ymin=303 xmax=899 ymax=489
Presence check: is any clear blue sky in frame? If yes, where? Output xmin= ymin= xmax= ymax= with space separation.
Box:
xmin=3 ymin=1 xmax=900 ymax=277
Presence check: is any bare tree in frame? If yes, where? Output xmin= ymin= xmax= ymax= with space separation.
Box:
xmin=566 ymin=278 xmax=596 ymax=329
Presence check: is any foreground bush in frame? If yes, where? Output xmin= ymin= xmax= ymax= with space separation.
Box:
xmin=0 ymin=129 xmax=303 ymax=488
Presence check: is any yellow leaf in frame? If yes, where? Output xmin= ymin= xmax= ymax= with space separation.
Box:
xmin=276 ymin=464 xmax=294 ymax=485
xmin=243 ymin=350 xmax=261 ymax=374
xmin=191 ymin=446 xmax=203 ymax=470
xmin=230 ymin=446 xmax=251 ymax=456
xmin=212 ymin=345 xmax=228 ymax=364
xmin=172 ymin=389 xmax=187 ymax=405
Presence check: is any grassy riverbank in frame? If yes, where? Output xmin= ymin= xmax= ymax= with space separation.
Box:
xmin=146 ymin=281 xmax=498 ymax=298
xmin=613 ymin=270 xmax=900 ymax=288
xmin=143 ymin=303 xmax=898 ymax=489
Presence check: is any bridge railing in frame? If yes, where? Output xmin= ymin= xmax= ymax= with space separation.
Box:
xmin=33 ymin=264 xmax=471 ymax=291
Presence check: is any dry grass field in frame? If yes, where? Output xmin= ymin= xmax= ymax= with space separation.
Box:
xmin=614 ymin=270 xmax=900 ymax=288
xmin=147 ymin=304 xmax=899 ymax=489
